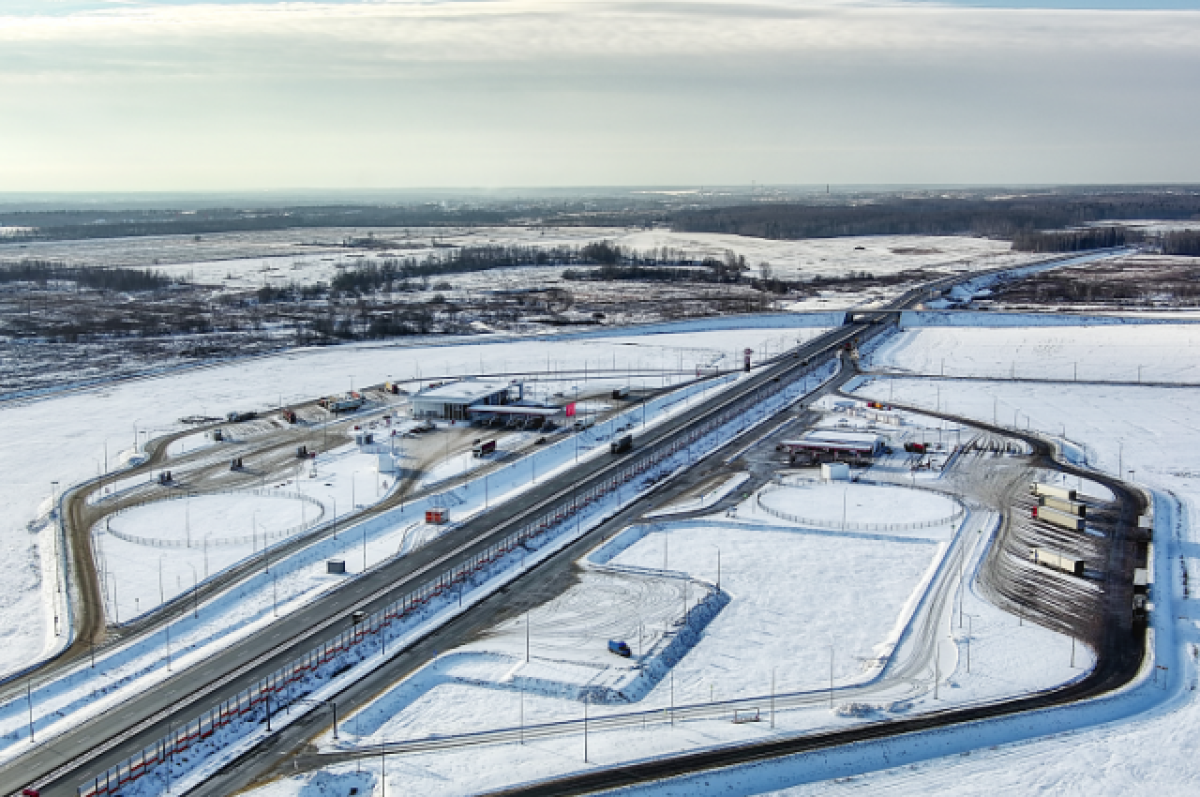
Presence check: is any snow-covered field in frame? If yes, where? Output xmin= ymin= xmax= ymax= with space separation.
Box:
xmin=0 ymin=353 xmax=780 ymax=768
xmin=809 ymin=325 xmax=1200 ymax=797
xmin=94 ymin=441 xmax=381 ymax=625
xmin=755 ymin=481 xmax=961 ymax=531
xmin=609 ymin=231 xmax=1030 ymax=282
xmin=873 ymin=323 xmax=1200 ymax=383
xmin=288 ymin=509 xmax=946 ymax=796
xmin=0 ymin=318 xmax=827 ymax=680
xmin=250 ymin=321 xmax=1198 ymax=797
xmin=95 ymin=344 xmax=838 ymax=795
xmin=6 ymin=227 xmax=1033 ymax=293
xmin=258 ymin=472 xmax=1091 ymax=797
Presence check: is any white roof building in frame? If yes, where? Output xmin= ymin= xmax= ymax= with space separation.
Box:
xmin=410 ymin=380 xmax=523 ymax=420
xmin=780 ymin=429 xmax=884 ymax=455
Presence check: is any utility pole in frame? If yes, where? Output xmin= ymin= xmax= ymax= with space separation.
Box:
xmin=829 ymin=646 xmax=834 ymax=708
xmin=770 ymin=668 xmax=775 ymax=729
xmin=959 ymin=558 xmax=965 ymax=628
xmin=934 ymin=642 xmax=940 ymax=700
xmin=964 ymin=613 xmax=973 ymax=674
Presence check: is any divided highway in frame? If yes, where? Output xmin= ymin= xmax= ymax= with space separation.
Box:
xmin=14 ymin=320 xmax=869 ymax=795
xmin=4 ymin=251 xmax=1120 ymax=796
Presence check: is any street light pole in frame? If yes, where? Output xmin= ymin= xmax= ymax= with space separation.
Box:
xmin=829 ymin=645 xmax=834 ymax=708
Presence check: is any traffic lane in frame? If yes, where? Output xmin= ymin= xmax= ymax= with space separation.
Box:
xmin=35 ymin=325 xmax=860 ymax=793
xmin=190 ymin=373 xmax=827 ymax=795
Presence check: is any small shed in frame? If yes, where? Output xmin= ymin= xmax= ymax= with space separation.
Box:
xmin=821 ymin=463 xmax=850 ymax=481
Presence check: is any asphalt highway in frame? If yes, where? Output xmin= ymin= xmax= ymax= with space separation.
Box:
xmin=4 ymin=250 xmax=1111 ymax=795
xmin=15 ymin=321 xmax=863 ymax=796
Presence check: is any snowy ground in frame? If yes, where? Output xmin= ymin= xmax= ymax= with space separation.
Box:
xmin=258 ymin=468 xmax=1091 ymax=797
xmin=93 ymin=441 xmax=385 ymax=625
xmin=296 ymin=513 xmax=945 ymax=791
xmin=645 ymin=472 xmax=750 ymax=518
xmin=0 ymin=359 xmax=782 ymax=770
xmin=0 ymin=318 xmax=828 ymax=679
xmin=872 ymin=323 xmax=1200 ymax=383
xmin=788 ymin=325 xmax=1200 ymax=797
xmin=755 ymin=481 xmax=961 ymax=531
xmin=6 ymin=227 xmax=1033 ymax=294
xmin=103 ymin=346 xmax=838 ymax=795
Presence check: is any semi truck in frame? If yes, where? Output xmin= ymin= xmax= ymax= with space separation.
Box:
xmin=611 ymin=434 xmax=633 ymax=455
xmin=1032 ymin=505 xmax=1086 ymax=532
xmin=226 ymin=410 xmax=257 ymax=423
xmin=1030 ymin=547 xmax=1085 ymax=576
xmin=1038 ymin=495 xmax=1086 ymax=517
xmin=473 ymin=440 xmax=497 ymax=457
xmin=1031 ymin=482 xmax=1076 ymax=502
xmin=320 ymin=392 xmax=366 ymax=413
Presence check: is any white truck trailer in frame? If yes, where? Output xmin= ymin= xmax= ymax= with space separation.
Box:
xmin=1032 ymin=505 xmax=1086 ymax=532
xmin=1031 ymin=482 xmax=1077 ymax=502
xmin=1031 ymin=547 xmax=1085 ymax=576
xmin=1038 ymin=495 xmax=1086 ymax=517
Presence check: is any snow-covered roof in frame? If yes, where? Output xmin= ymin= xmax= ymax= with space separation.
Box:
xmin=413 ymin=380 xmax=511 ymax=404
xmin=781 ymin=429 xmax=883 ymax=451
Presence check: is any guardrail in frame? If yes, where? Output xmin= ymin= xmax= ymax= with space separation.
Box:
xmin=101 ymin=489 xmax=326 ymax=549
xmin=78 ymin=340 xmax=838 ymax=797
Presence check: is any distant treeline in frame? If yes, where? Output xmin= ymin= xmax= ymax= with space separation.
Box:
xmin=0 ymin=259 xmax=171 ymax=291
xmin=563 ymin=264 xmax=723 ymax=283
xmin=671 ymin=193 xmax=1200 ymax=241
xmin=0 ymin=205 xmax=520 ymax=242
xmin=330 ymin=245 xmax=574 ymax=293
xmin=1011 ymin=227 xmax=1137 ymax=253
xmin=330 ymin=242 xmax=748 ymax=293
xmin=1164 ymin=231 xmax=1200 ymax=256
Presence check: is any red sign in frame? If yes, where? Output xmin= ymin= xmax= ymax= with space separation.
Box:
xmin=565 ymin=402 xmax=577 ymax=417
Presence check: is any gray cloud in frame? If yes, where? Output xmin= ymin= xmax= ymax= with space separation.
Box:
xmin=1 ymin=1 xmax=1197 ymax=188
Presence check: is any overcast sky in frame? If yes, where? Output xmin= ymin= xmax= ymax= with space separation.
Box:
xmin=1 ymin=0 xmax=1197 ymax=191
